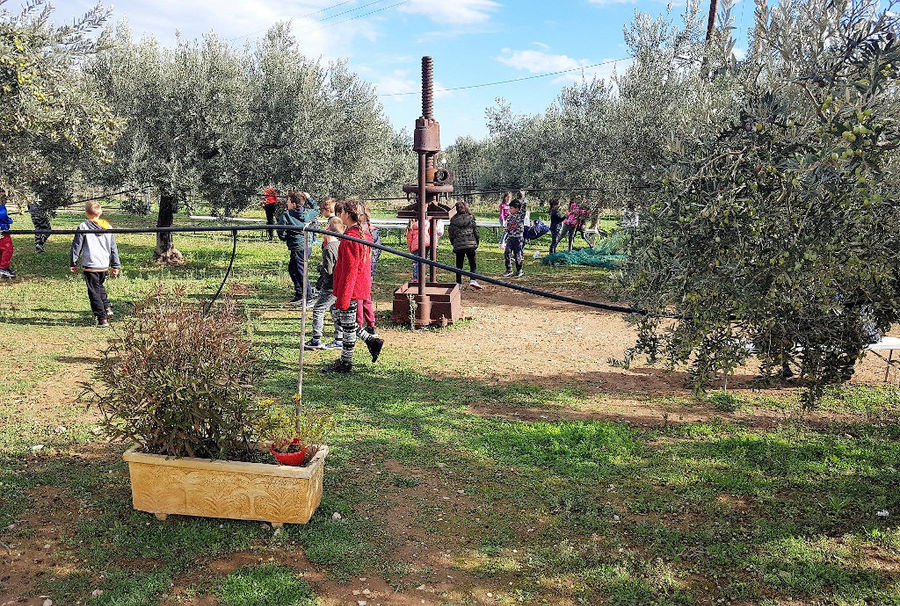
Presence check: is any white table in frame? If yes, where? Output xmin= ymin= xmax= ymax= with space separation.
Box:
xmin=866 ymin=336 xmax=900 ymax=382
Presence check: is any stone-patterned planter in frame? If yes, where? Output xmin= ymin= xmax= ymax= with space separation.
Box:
xmin=122 ymin=445 xmax=327 ymax=527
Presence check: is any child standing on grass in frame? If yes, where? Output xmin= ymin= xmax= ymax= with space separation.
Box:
xmin=69 ymin=201 xmax=120 ymax=328
xmin=548 ymin=199 xmax=564 ymax=254
xmin=277 ymin=191 xmax=316 ymax=305
xmin=559 ymin=198 xmax=590 ymax=252
xmin=497 ymin=192 xmax=512 ymax=249
xmin=305 ymin=216 xmax=345 ymax=351
xmin=356 ymin=205 xmax=380 ymax=337
xmin=324 ymin=199 xmax=384 ymax=373
xmin=447 ymin=201 xmax=482 ymax=290
xmin=262 ymin=186 xmax=278 ymax=241
xmin=0 ymin=188 xmax=14 ymax=279
xmin=503 ymin=190 xmax=527 ymax=278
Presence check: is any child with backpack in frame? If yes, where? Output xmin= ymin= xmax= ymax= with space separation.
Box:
xmin=277 ymin=191 xmax=317 ymax=305
xmin=69 ymin=202 xmax=120 ymax=327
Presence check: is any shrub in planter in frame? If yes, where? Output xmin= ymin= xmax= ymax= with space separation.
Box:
xmin=84 ymin=285 xmax=270 ymax=460
xmin=84 ymin=286 xmax=329 ymax=525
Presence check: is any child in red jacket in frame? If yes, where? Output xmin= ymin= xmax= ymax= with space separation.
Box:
xmin=324 ymin=199 xmax=384 ymax=373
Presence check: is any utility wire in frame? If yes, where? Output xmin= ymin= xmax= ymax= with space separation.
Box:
xmin=9 ymin=223 xmax=652 ymax=317
xmin=379 ymin=57 xmax=632 ymax=97
xmin=228 ymin=0 xmax=391 ymax=42
xmin=315 ymin=0 xmax=394 ymax=23
xmin=307 ymin=0 xmax=407 ymax=29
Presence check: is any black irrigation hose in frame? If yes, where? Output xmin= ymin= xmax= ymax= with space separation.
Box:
xmin=204 ymin=229 xmax=238 ymax=315
xmin=9 ymin=224 xmax=653 ymax=317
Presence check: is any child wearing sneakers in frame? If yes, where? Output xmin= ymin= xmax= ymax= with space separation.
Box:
xmin=356 ymin=204 xmax=379 ymax=336
xmin=324 ymin=199 xmax=384 ymax=373
xmin=503 ymin=190 xmax=527 ymax=278
xmin=69 ymin=201 xmax=120 ymax=327
xmin=447 ymin=201 xmax=482 ymax=290
xmin=304 ymin=216 xmax=345 ymax=351
xmin=0 ymin=188 xmax=14 ymax=278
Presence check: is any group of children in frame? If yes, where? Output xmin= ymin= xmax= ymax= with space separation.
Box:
xmin=1 ymin=186 xmax=596 ymax=370
xmin=274 ymin=194 xmax=383 ymax=373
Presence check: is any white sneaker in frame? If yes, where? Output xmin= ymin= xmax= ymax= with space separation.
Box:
xmin=469 ymin=280 xmax=483 ymax=291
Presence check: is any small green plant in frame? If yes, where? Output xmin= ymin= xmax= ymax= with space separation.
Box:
xmin=84 ymin=285 xmax=271 ymax=460
xmin=258 ymin=403 xmax=334 ymax=456
xmin=708 ymin=391 xmax=740 ymax=413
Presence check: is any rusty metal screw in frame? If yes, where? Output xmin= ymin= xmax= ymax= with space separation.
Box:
xmin=421 ymin=56 xmax=433 ymax=119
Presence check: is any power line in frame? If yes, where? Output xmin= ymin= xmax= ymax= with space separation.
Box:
xmin=316 ymin=0 xmax=393 ymax=23
xmin=309 ymin=0 xmax=408 ymax=29
xmin=229 ymin=0 xmax=407 ymax=41
xmin=378 ymin=57 xmax=631 ymax=97
xmin=300 ymin=0 xmax=359 ymax=19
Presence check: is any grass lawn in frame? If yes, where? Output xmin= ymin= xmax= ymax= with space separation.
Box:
xmin=1 ymin=208 xmax=898 ymax=605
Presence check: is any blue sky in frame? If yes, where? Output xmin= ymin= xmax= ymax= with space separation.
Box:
xmin=49 ymin=0 xmax=754 ymax=144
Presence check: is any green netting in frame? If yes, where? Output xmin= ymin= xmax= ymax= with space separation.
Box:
xmin=541 ymin=232 xmax=627 ymax=268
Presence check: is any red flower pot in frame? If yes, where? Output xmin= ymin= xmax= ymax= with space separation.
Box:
xmin=270 ymin=439 xmax=308 ymax=466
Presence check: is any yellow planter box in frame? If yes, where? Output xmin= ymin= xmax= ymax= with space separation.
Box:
xmin=122 ymin=445 xmax=327 ymax=526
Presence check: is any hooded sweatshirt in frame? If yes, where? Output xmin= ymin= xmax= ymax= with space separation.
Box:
xmin=70 ymin=218 xmax=120 ymax=271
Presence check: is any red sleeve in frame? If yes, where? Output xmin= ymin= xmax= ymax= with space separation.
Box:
xmin=333 ymin=239 xmax=362 ymax=310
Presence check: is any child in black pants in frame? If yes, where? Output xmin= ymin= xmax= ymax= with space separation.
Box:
xmin=69 ymin=202 xmax=120 ymax=327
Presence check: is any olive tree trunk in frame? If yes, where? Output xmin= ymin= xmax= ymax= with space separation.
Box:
xmin=153 ymin=191 xmax=184 ymax=265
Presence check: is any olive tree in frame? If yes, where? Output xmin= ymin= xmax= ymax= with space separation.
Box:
xmin=87 ymin=27 xmax=254 ymax=263
xmin=89 ymin=23 xmax=411 ymax=262
xmin=622 ymin=0 xmax=900 ymax=405
xmin=0 ymin=0 xmax=119 ymax=204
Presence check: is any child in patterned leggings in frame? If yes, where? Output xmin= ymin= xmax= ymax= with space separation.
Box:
xmin=323 ymin=199 xmax=384 ymax=373
xmin=502 ymin=191 xmax=527 ymax=278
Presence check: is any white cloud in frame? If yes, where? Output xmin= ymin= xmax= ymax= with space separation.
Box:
xmin=497 ymin=48 xmax=630 ymax=83
xmin=398 ymin=0 xmax=499 ymax=24
xmin=65 ymin=0 xmax=383 ymax=59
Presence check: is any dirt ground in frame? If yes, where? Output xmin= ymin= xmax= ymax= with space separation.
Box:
xmin=2 ymin=283 xmax=898 ymax=605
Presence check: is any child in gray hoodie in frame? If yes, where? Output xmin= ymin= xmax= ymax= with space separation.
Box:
xmin=69 ymin=201 xmax=120 ymax=327
xmin=304 ymin=216 xmax=345 ymax=350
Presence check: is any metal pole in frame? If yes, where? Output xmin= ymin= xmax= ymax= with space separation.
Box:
xmin=417 ymin=154 xmax=426 ymax=295
xmin=297 ymin=228 xmax=309 ymax=400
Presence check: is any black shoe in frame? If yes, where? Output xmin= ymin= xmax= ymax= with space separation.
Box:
xmin=366 ymin=337 xmax=384 ymax=363
xmin=289 ymin=297 xmax=303 ymax=305
xmin=323 ymin=359 xmax=353 ymax=373
xmin=364 ymin=325 xmax=377 ymax=337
